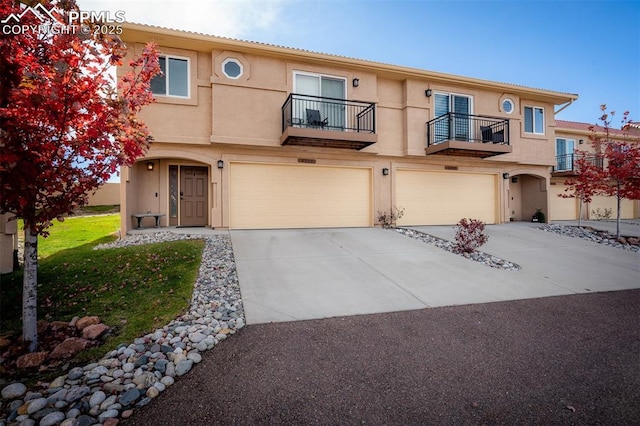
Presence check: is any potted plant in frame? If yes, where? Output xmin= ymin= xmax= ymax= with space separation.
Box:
xmin=531 ymin=209 xmax=546 ymax=223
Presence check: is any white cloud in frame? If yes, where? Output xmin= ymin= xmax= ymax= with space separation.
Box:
xmin=77 ymin=0 xmax=286 ymax=38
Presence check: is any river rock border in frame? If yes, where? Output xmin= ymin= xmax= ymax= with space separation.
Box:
xmin=539 ymin=223 xmax=640 ymax=252
xmin=1 ymin=232 xmax=244 ymax=426
xmin=394 ymin=228 xmax=521 ymax=271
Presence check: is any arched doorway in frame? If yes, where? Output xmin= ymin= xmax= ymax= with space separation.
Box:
xmin=507 ymin=174 xmax=548 ymax=222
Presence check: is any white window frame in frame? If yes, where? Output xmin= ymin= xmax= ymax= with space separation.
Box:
xmin=151 ymin=54 xmax=190 ymax=98
xmin=502 ymin=98 xmax=514 ymax=114
xmin=293 ymin=71 xmax=347 ymax=98
xmin=433 ymin=91 xmax=474 ymax=118
xmin=222 ymin=58 xmax=243 ymax=79
xmin=524 ymin=105 xmax=545 ymax=135
xmin=555 ymin=138 xmax=575 ymax=171
xmin=433 ymin=91 xmax=474 ymax=142
xmin=293 ymin=71 xmax=347 ymax=129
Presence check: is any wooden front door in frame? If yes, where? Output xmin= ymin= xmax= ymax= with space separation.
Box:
xmin=180 ymin=166 xmax=208 ymax=226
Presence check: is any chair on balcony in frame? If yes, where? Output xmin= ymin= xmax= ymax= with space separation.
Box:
xmin=481 ymin=125 xmax=505 ymax=144
xmin=481 ymin=126 xmax=493 ymax=143
xmin=306 ymin=109 xmax=328 ymax=129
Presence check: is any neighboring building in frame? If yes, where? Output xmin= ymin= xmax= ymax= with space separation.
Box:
xmin=86 ymin=182 xmax=120 ymax=207
xmin=0 ymin=213 xmax=18 ymax=274
xmin=118 ymin=22 xmax=581 ymax=233
xmin=550 ymin=120 xmax=639 ymax=221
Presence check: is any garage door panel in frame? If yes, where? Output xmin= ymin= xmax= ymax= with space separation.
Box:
xmin=230 ymin=163 xmax=372 ymax=229
xmin=549 ymin=185 xmax=578 ymax=220
xmin=397 ymin=170 xmax=496 ymax=225
xmin=590 ymin=195 xmax=634 ymax=219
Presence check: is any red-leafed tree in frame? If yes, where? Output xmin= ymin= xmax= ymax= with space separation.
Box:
xmin=560 ymin=152 xmax=608 ymax=227
xmin=0 ymin=1 xmax=160 ymax=351
xmin=562 ymin=105 xmax=640 ymax=238
xmin=592 ymin=107 xmax=640 ymax=239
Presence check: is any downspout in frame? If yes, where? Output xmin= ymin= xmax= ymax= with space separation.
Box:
xmin=554 ymin=99 xmax=574 ymax=116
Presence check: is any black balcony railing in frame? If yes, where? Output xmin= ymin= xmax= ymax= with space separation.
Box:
xmin=427 ymin=113 xmax=510 ymax=147
xmin=553 ymin=153 xmax=604 ymax=173
xmin=282 ymin=93 xmax=375 ymax=134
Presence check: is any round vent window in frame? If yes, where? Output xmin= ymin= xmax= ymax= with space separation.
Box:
xmin=502 ymin=99 xmax=514 ymax=114
xmin=222 ymin=58 xmax=243 ymax=79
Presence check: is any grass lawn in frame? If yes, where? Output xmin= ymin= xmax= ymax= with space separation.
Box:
xmin=0 ymin=214 xmax=204 ymax=374
xmin=29 ymin=213 xmax=121 ymax=259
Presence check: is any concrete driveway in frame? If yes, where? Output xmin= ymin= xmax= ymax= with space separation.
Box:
xmin=231 ymin=224 xmax=640 ymax=324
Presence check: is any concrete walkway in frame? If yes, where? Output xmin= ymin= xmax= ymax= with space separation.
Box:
xmin=231 ymin=224 xmax=640 ymax=325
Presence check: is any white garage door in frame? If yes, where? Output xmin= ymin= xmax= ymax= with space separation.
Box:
xmin=229 ymin=162 xmax=372 ymax=229
xmin=549 ymin=184 xmax=578 ymax=220
xmin=396 ymin=170 xmax=497 ymax=225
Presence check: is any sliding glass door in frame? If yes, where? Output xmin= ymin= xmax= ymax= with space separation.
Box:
xmin=295 ymin=73 xmax=346 ymax=129
xmin=434 ymin=93 xmax=472 ymax=142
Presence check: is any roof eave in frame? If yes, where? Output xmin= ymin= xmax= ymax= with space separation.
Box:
xmin=121 ymin=22 xmax=579 ymax=105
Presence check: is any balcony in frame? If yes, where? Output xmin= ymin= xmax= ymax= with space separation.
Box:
xmin=281 ymin=94 xmax=377 ymax=150
xmin=552 ymin=153 xmax=604 ymax=176
xmin=426 ymin=113 xmax=512 ymax=158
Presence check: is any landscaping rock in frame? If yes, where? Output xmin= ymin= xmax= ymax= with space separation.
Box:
xmin=26 ymin=397 xmax=48 ymax=414
xmin=395 ymin=228 xmax=521 ymax=270
xmin=48 ymin=376 xmax=66 ymax=389
xmin=540 ymin=224 xmax=640 ymax=252
xmin=118 ymin=389 xmax=141 ymax=407
xmin=67 ymin=367 xmax=84 ymax=380
xmin=16 ymin=352 xmax=48 ymax=369
xmin=0 ymin=233 xmax=244 ymax=425
xmin=175 ymin=359 xmax=193 ymax=377
xmin=73 ymin=414 xmax=98 ymax=426
xmin=39 ymin=411 xmax=65 ymax=426
xmin=49 ymin=338 xmax=91 ymax=359
xmin=0 ymin=336 xmax=11 ymax=350
xmin=88 ymin=391 xmax=106 ymax=408
xmin=2 ymin=383 xmax=27 ymax=399
xmin=82 ymin=324 xmax=109 ymax=340
xmin=64 ymin=386 xmax=90 ymax=403
xmin=75 ymin=316 xmax=100 ymax=331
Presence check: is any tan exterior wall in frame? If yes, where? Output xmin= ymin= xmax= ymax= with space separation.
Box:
xmin=86 ymin=183 xmax=120 ymax=206
xmin=118 ymin=24 xmax=580 ymax=233
xmin=0 ymin=214 xmax=18 ymax=274
xmin=552 ymin=124 xmax=640 ymax=220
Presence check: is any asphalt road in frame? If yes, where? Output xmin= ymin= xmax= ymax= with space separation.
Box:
xmin=125 ymin=290 xmax=640 ymax=425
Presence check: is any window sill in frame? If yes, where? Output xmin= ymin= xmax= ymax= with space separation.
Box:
xmin=152 ymin=94 xmax=197 ymax=106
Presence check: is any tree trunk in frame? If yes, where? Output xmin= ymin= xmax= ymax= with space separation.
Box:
xmin=23 ymin=225 xmax=38 ymax=352
xmin=616 ymin=182 xmax=622 ymax=240
xmin=578 ymin=197 xmax=583 ymax=227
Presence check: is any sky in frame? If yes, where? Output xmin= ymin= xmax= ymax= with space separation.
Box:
xmin=79 ymin=0 xmax=639 ymax=125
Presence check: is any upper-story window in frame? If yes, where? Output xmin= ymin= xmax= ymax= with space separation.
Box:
xmin=502 ymin=99 xmax=514 ymax=114
xmin=434 ymin=93 xmax=472 ymax=117
xmin=556 ymin=138 xmax=575 ymax=171
xmin=294 ymin=72 xmax=345 ymax=99
xmin=222 ymin=58 xmax=243 ymax=79
xmin=150 ymin=55 xmax=189 ymax=97
xmin=524 ymin=106 xmax=544 ymax=134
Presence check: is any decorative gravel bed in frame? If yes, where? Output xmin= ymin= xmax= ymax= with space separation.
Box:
xmin=394 ymin=228 xmax=521 ymax=271
xmin=540 ymin=223 xmax=640 ymax=252
xmin=1 ymin=232 xmax=243 ymax=426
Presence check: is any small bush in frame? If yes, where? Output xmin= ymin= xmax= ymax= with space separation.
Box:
xmin=591 ymin=207 xmax=612 ymax=221
xmin=377 ymin=207 xmax=405 ymax=229
xmin=454 ymin=218 xmax=488 ymax=253
xmin=531 ymin=209 xmax=546 ymax=223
